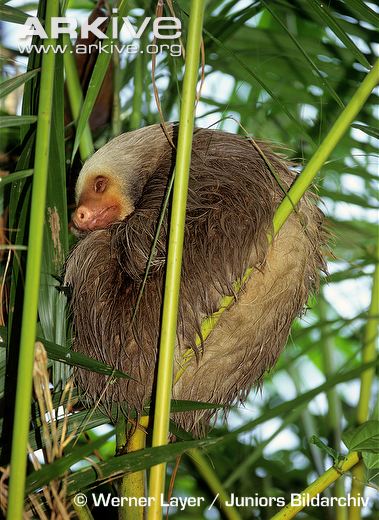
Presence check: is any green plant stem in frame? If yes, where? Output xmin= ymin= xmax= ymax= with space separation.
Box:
xmin=349 ymin=238 xmax=379 ymax=520
xmin=63 ymin=34 xmax=94 ymax=161
xmin=116 ymin=415 xmax=128 ymax=459
xmin=188 ymin=449 xmax=241 ymax=520
xmin=6 ymin=2 xmax=60 ymax=519
xmin=130 ymin=39 xmax=145 ymax=131
xmin=319 ymin=298 xmax=343 ymax=438
xmin=112 ymin=49 xmax=122 ymax=137
xmin=335 ymin=478 xmax=348 ymax=520
xmin=119 ymin=416 xmax=149 ymax=520
xmin=147 ymin=2 xmax=205 ymax=518
xmin=319 ymin=296 xmax=346 ymax=520
xmin=271 ymin=452 xmax=361 ymax=520
xmin=130 ymin=2 xmax=148 ymax=131
xmin=72 ymin=501 xmax=94 ymax=520
xmin=356 ymin=242 xmax=379 ymax=424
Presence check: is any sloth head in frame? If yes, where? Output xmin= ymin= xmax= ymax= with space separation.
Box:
xmin=72 ymin=124 xmax=174 ymax=232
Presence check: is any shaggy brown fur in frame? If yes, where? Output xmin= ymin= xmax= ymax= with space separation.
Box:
xmin=64 ymin=123 xmax=327 ymax=435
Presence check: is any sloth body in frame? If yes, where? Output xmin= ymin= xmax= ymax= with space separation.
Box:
xmin=65 ymin=123 xmax=326 ymax=434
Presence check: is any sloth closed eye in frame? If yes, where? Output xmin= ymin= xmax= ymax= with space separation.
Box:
xmin=94 ymin=176 xmax=107 ymax=193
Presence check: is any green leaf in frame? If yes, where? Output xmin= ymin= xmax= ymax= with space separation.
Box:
xmin=319 ymin=187 xmax=379 ymax=209
xmin=342 ymin=421 xmax=379 ymax=453
xmin=0 ymin=245 xmax=27 ymax=251
xmin=233 ymin=361 xmax=377 ymax=438
xmin=28 ymin=408 xmax=110 ymax=452
xmin=66 ymin=437 xmax=220 ymax=496
xmin=39 ymin=337 xmax=134 ymax=380
xmin=22 ymin=360 xmax=377 ymax=495
xmin=0 ymin=4 xmax=29 ymax=24
xmin=199 ymin=22 xmax=315 ymax=147
xmin=25 ymin=430 xmax=114 ymax=495
xmin=25 ymin=397 xmax=223 ymax=452
xmin=71 ymin=0 xmax=129 ymax=159
xmin=37 ymin=47 xmax=69 ymax=386
xmin=309 ymin=435 xmax=341 ymax=462
xmin=363 ymin=452 xmax=379 ymax=470
xmin=7 ymin=131 xmax=36 ymax=347
xmin=308 ymin=0 xmax=371 ymax=70
xmin=0 ymin=70 xmax=40 ymax=99
xmin=261 ymin=1 xmax=344 ymax=109
xmin=0 ymin=169 xmax=33 ymax=189
xmin=346 ymin=0 xmax=379 ymax=27
xmin=62 ymin=34 xmax=93 ymax=161
xmin=351 ymin=123 xmax=379 ymax=139
xmin=0 ymin=115 xmax=37 ymax=128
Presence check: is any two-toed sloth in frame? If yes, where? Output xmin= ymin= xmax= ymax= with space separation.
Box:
xmin=65 ymin=123 xmax=327 ymax=435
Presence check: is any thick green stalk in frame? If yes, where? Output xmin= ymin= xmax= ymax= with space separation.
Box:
xmin=6 ymin=2 xmax=60 ymax=519
xmin=188 ymin=449 xmax=241 ymax=520
xmin=63 ymin=34 xmax=94 ymax=161
xmin=119 ymin=417 xmax=149 ymax=520
xmin=271 ymin=452 xmax=361 ymax=520
xmin=147 ymin=2 xmax=205 ymax=518
xmin=349 ymin=238 xmax=379 ymax=520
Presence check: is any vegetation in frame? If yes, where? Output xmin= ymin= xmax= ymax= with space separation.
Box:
xmin=0 ymin=1 xmax=378 ymax=519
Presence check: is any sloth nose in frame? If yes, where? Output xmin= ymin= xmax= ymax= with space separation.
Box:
xmin=76 ymin=206 xmax=91 ymax=222
xmin=72 ymin=205 xmax=94 ymax=230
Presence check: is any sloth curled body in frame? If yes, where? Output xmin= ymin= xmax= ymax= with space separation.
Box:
xmin=65 ymin=123 xmax=327 ymax=435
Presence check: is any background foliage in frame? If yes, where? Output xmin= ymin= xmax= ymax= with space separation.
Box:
xmin=0 ymin=0 xmax=378 ymax=519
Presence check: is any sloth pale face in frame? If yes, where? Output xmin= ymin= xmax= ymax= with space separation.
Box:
xmin=72 ymin=173 xmax=132 ymax=232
